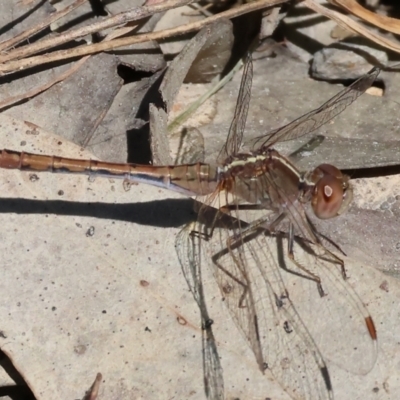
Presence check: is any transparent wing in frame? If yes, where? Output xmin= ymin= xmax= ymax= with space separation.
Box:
xmin=279 ymin=235 xmax=378 ymax=375
xmin=217 ymin=54 xmax=253 ymax=163
xmin=220 ymin=169 xmax=378 ymax=375
xmin=176 ymin=222 xmax=224 ymax=400
xmin=177 ymin=186 xmax=332 ymax=399
xmin=251 ymin=67 xmax=380 ymax=150
xmin=202 ymin=210 xmax=333 ymax=400
xmin=174 ymin=59 xmax=378 ymax=399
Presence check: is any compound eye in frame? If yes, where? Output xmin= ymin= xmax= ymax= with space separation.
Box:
xmin=311 ymin=172 xmax=344 ymax=219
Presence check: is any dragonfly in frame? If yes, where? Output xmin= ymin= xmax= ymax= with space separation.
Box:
xmin=0 ymin=55 xmax=380 ymax=399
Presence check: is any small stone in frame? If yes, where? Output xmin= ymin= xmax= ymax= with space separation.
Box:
xmin=311 ymin=43 xmax=388 ymax=80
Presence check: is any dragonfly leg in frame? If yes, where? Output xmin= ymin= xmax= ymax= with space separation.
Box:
xmin=323 ymin=247 xmax=346 ymax=280
xmin=287 ymin=223 xmax=326 ymax=297
xmin=304 ymin=215 xmax=348 ymax=280
xmin=212 ymin=245 xmax=249 ymax=308
xmin=193 ymin=200 xmax=277 ymax=243
xmin=189 ymin=207 xmax=221 ymax=241
xmin=219 ymin=201 xmax=274 ymax=214
xmin=212 ymin=227 xmax=267 ymax=309
xmin=249 ymin=212 xmax=327 ymax=295
xmin=189 ymin=227 xmax=210 ymax=241
xmin=318 ymin=242 xmax=347 ymax=280
xmin=261 ymin=212 xmax=286 ymax=233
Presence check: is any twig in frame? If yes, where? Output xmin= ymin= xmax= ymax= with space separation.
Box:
xmin=331 ymin=0 xmax=400 ymax=35
xmin=0 ymin=0 xmax=87 ymax=53
xmin=305 ymin=0 xmax=400 ymax=54
xmin=0 ymin=0 xmax=196 ymax=63
xmin=0 ymin=0 xmax=288 ymax=75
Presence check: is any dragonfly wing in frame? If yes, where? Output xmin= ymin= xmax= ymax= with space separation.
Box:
xmin=176 ymin=222 xmax=225 ymax=400
xmin=207 ymin=221 xmax=333 ymax=400
xmin=280 ymin=235 xmax=378 ymax=375
xmin=217 ymin=54 xmax=253 ymax=163
xmin=249 ymin=170 xmax=378 ymax=375
xmin=251 ymin=67 xmax=380 ymax=150
xmin=210 ymin=161 xmax=377 ymax=378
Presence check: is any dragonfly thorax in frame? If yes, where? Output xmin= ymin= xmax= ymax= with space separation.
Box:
xmin=220 ymin=149 xmax=305 ymax=207
xmin=221 ymin=149 xmax=352 ymax=221
xmin=222 ymin=153 xmax=268 ymax=179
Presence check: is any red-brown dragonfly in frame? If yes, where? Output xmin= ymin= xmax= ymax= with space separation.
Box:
xmin=0 ymin=55 xmax=379 ymax=399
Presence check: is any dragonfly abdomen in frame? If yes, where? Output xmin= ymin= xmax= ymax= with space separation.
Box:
xmin=0 ymin=149 xmax=219 ymax=196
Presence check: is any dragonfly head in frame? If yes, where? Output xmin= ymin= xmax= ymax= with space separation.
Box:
xmin=309 ymin=164 xmax=353 ymax=219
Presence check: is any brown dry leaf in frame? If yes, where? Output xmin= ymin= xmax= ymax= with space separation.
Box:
xmin=3 ymin=53 xmax=122 ymax=148
xmin=150 ymin=19 xmax=232 ymax=164
xmin=154 ymin=4 xmax=206 ymax=56
xmin=155 ymin=5 xmax=233 ymax=83
xmin=0 ymin=55 xmax=92 ymax=110
xmin=86 ymin=73 xmax=162 ymax=163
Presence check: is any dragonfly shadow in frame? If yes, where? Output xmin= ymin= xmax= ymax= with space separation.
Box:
xmin=0 ymin=197 xmax=197 ymax=228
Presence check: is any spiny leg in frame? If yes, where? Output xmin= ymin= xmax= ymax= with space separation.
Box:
xmin=287 ymin=223 xmax=326 ymax=297
xmin=212 ymin=226 xmax=267 ymax=309
xmin=304 ymin=215 xmax=347 ymax=279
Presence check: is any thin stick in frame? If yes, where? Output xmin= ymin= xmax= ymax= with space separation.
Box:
xmin=0 ymin=0 xmax=196 ymax=63
xmin=0 ymin=0 xmax=287 ymax=75
xmin=0 ymin=0 xmax=87 ymax=53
